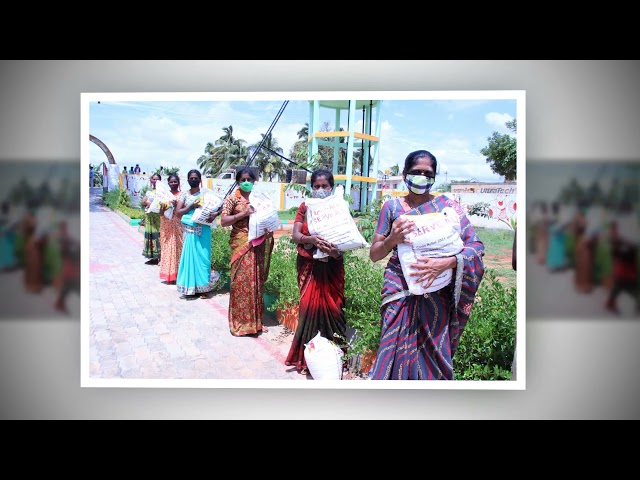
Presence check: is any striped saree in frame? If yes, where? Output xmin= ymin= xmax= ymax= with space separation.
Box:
xmin=370 ymin=195 xmax=485 ymax=380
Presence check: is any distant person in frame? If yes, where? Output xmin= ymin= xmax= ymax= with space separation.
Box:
xmin=175 ymin=169 xmax=219 ymax=300
xmin=368 ymin=149 xmax=485 ymax=380
xmin=53 ymin=221 xmax=80 ymax=314
xmin=89 ymin=166 xmax=95 ymax=187
xmin=221 ymin=167 xmax=274 ymax=336
xmin=545 ymin=202 xmax=569 ymax=272
xmin=129 ymin=167 xmax=134 ymax=175
xmin=535 ymin=201 xmax=550 ymax=265
xmin=140 ymin=174 xmax=162 ymax=265
xmin=22 ymin=207 xmax=44 ymax=294
xmin=134 ymin=164 xmax=141 ymax=174
xmin=284 ymin=168 xmax=346 ymax=376
xmin=574 ymin=200 xmax=595 ymax=294
xmin=605 ymin=204 xmax=639 ymax=315
xmin=0 ymin=202 xmax=18 ymax=271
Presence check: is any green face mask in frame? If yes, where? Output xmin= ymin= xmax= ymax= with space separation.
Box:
xmin=239 ymin=181 xmax=253 ymax=192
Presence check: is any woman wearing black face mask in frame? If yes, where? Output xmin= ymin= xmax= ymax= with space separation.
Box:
xmin=174 ymin=169 xmax=219 ymax=300
xmin=284 ymin=168 xmax=346 ymax=376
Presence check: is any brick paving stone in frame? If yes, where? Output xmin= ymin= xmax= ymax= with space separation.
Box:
xmin=87 ymin=192 xmax=318 ymax=383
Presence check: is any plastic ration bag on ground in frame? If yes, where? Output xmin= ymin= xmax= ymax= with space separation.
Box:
xmin=192 ymin=188 xmax=223 ymax=227
xmin=397 ymin=206 xmax=464 ymax=295
xmin=304 ymin=193 xmax=369 ymax=259
xmin=303 ymin=331 xmax=344 ymax=380
xmin=209 ymin=270 xmax=221 ymax=287
xmin=247 ymin=191 xmax=280 ymax=243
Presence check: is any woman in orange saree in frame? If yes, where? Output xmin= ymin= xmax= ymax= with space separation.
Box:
xmin=158 ymin=174 xmax=184 ymax=284
xmin=220 ymin=168 xmax=274 ymax=337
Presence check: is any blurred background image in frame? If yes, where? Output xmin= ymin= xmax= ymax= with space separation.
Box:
xmin=0 ymin=160 xmax=80 ymax=319
xmin=526 ymin=160 xmax=639 ymax=319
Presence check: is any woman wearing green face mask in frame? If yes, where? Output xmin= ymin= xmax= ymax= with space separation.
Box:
xmin=220 ymin=168 xmax=274 ymax=336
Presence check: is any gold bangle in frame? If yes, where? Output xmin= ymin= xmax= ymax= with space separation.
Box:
xmin=382 ymin=238 xmax=392 ymax=253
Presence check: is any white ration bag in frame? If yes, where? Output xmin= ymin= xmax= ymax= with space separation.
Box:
xmin=147 ymin=181 xmax=176 ymax=219
xmin=305 ymin=193 xmax=369 ymax=259
xmin=247 ymin=191 xmax=280 ymax=243
xmin=397 ymin=207 xmax=464 ymax=295
xmin=304 ymin=331 xmax=344 ymax=380
xmin=192 ymin=188 xmax=223 ymax=227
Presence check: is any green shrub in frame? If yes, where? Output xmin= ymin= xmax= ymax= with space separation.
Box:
xmin=453 ymin=268 xmax=517 ymax=380
xmin=263 ymin=235 xmax=299 ymax=311
xmin=210 ymin=226 xmax=232 ymax=291
xmin=340 ymin=250 xmax=384 ymax=358
xmin=102 ymin=188 xmax=131 ymax=209
xmin=119 ymin=206 xmax=143 ymax=219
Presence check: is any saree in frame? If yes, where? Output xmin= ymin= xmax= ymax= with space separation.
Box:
xmin=284 ymin=202 xmax=346 ymax=373
xmin=370 ymin=195 xmax=485 ymax=380
xmin=222 ymin=190 xmax=274 ymax=336
xmin=176 ymin=191 xmax=213 ymax=295
xmin=0 ymin=216 xmax=17 ymax=271
xmin=22 ymin=211 xmax=44 ymax=294
xmin=142 ymin=189 xmax=161 ymax=261
xmin=159 ymin=192 xmax=184 ymax=283
xmin=546 ymin=222 xmax=569 ymax=272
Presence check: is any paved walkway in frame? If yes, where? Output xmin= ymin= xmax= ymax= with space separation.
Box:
xmin=88 ymin=192 xmax=311 ymax=382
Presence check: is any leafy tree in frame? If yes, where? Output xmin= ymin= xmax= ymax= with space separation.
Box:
xmin=154 ymin=166 xmax=180 ymax=177
xmin=252 ymin=132 xmax=286 ymax=181
xmin=434 ymin=181 xmax=451 ymax=192
xmin=296 ymin=123 xmax=309 ymax=140
xmin=480 ymin=119 xmax=517 ymax=181
xmin=197 ymin=126 xmax=248 ymax=178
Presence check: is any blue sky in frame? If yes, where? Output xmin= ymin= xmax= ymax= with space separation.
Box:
xmin=85 ymin=91 xmax=522 ymax=185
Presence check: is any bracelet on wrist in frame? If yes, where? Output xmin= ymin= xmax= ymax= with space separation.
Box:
xmin=382 ymin=238 xmax=392 ymax=253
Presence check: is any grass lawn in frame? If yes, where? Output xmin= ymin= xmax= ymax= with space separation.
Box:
xmin=475 ymin=226 xmax=516 ymax=291
xmin=277 ymin=208 xmax=298 ymax=222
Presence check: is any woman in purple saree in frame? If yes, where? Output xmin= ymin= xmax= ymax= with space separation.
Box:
xmin=368 ymin=150 xmax=485 ymax=380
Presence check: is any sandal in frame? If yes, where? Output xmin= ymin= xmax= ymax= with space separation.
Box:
xmin=261 ymin=325 xmax=269 ymax=333
xmin=184 ymin=295 xmax=198 ymax=301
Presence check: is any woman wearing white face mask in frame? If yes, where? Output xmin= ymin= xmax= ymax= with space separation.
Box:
xmin=221 ymin=167 xmax=274 ymax=337
xmin=285 ymin=168 xmax=346 ymax=376
xmin=368 ymin=150 xmax=485 ymax=380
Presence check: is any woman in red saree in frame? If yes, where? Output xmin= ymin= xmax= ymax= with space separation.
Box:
xmin=284 ymin=169 xmax=346 ymax=376
xmin=220 ymin=168 xmax=274 ymax=337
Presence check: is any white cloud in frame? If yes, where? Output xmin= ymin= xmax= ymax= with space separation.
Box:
xmin=485 ymin=112 xmax=514 ymax=134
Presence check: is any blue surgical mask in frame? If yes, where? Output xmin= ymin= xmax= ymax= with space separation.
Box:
xmin=405 ymin=174 xmax=434 ymax=195
xmin=311 ymin=188 xmax=332 ymax=199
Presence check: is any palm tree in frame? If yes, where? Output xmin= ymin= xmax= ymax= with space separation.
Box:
xmin=296 ymin=123 xmax=309 ymax=140
xmin=252 ymin=133 xmax=286 ymax=181
xmin=197 ymin=126 xmax=249 ymax=178
xmin=216 ymin=125 xmax=243 ymax=148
